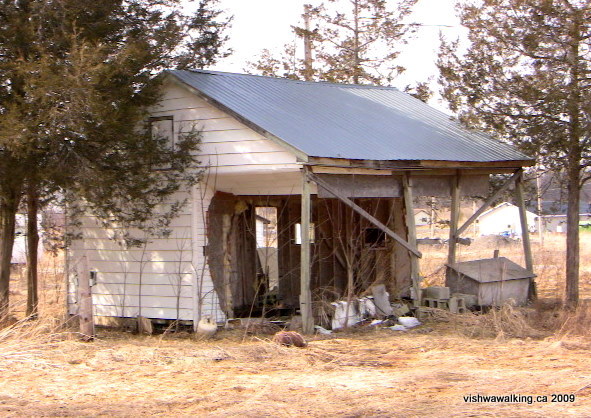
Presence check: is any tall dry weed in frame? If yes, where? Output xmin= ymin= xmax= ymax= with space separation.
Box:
xmin=556 ymin=300 xmax=591 ymax=338
xmin=0 ymin=312 xmax=78 ymax=370
xmin=479 ymin=303 xmax=547 ymax=340
xmin=425 ymin=303 xmax=547 ymax=340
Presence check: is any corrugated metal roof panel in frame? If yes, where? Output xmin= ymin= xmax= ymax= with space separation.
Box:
xmin=448 ymin=257 xmax=535 ymax=282
xmin=169 ymin=69 xmax=531 ymax=163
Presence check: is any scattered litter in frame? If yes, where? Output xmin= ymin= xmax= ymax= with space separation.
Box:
xmin=372 ymin=284 xmax=394 ymax=317
xmin=392 ymin=303 xmax=410 ymax=317
xmin=398 ymin=316 xmax=421 ymax=329
xmin=389 ymin=324 xmax=407 ymax=331
xmin=314 ymin=325 xmax=332 ymax=335
xmin=331 ymin=301 xmax=361 ymax=330
xmin=359 ymin=297 xmax=377 ymax=317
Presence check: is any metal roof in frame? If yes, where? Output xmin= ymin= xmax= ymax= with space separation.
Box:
xmin=168 ymin=69 xmax=532 ymax=163
xmin=448 ymin=257 xmax=535 ymax=283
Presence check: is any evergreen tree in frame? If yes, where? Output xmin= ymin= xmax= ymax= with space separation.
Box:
xmin=0 ymin=0 xmax=231 ymax=317
xmin=438 ymin=0 xmax=591 ymax=307
xmin=247 ymin=0 xmax=418 ymax=86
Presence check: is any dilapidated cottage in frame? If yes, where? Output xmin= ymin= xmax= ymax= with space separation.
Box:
xmin=68 ymin=70 xmax=535 ymax=332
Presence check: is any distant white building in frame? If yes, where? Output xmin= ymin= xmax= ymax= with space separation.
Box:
xmin=541 ymin=213 xmax=591 ymax=233
xmin=11 ymin=214 xmax=44 ymax=264
xmin=477 ymin=202 xmax=537 ymax=236
xmin=414 ymin=209 xmax=431 ymax=226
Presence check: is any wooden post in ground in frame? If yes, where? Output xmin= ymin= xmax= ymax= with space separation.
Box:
xmin=300 ymin=167 xmax=314 ymax=334
xmin=515 ymin=171 xmax=536 ymax=300
xmin=403 ymin=173 xmax=420 ymax=307
xmin=447 ymin=172 xmax=461 ymax=281
xmin=430 ymin=196 xmax=435 ymax=238
xmin=79 ymin=255 xmax=95 ymax=340
xmin=515 ymin=172 xmax=534 ymax=272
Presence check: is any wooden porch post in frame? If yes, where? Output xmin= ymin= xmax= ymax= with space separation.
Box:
xmin=79 ymin=255 xmax=95 ymax=340
xmin=300 ymin=167 xmax=314 ymax=334
xmin=403 ymin=173 xmax=420 ymax=307
xmin=447 ymin=172 xmax=461 ymax=272
xmin=515 ymin=172 xmax=534 ymax=272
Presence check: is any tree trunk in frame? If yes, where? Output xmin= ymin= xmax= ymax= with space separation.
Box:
xmin=303 ymin=4 xmax=313 ymax=81
xmin=565 ymin=17 xmax=582 ymax=309
xmin=26 ymin=184 xmax=39 ymax=318
xmin=0 ymin=193 xmax=20 ymax=317
xmin=353 ymin=0 xmax=360 ymax=84
xmin=565 ymin=160 xmax=580 ymax=308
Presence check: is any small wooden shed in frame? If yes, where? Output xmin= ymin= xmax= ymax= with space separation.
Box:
xmin=447 ymin=257 xmax=535 ymax=306
xmin=67 ymin=69 xmax=536 ymax=333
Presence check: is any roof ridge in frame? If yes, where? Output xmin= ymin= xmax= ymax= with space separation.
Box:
xmin=178 ymin=68 xmax=400 ymax=91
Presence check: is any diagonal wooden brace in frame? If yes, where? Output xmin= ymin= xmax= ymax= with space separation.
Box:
xmin=456 ymin=169 xmax=522 ymax=237
xmin=307 ymin=171 xmax=422 ymax=258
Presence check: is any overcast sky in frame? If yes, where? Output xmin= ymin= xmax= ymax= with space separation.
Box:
xmin=205 ymin=0 xmax=465 ymax=109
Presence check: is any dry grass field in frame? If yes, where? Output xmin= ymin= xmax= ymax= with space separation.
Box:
xmin=0 ymin=234 xmax=590 ymax=417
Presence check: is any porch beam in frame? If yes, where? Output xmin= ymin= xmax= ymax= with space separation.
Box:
xmin=300 ymin=166 xmax=314 ymax=334
xmin=402 ymin=173 xmax=421 ymax=306
xmin=307 ymin=171 xmax=422 ymax=258
xmin=456 ymin=170 xmax=522 ymax=237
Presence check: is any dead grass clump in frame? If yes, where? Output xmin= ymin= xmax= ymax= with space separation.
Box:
xmin=424 ymin=304 xmax=547 ymax=340
xmin=478 ymin=303 xmax=547 ymax=340
xmin=557 ymin=300 xmax=591 ymax=338
xmin=224 ymin=339 xmax=315 ymax=369
xmin=312 ymin=286 xmax=341 ymax=329
xmin=0 ymin=315 xmax=77 ymax=370
xmin=244 ymin=320 xmax=282 ymax=335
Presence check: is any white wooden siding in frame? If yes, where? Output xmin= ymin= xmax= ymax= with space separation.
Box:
xmin=69 ymin=79 xmax=304 ymax=324
xmin=68 ymin=190 xmax=206 ymax=322
xmin=152 ymin=80 xmax=301 ymax=176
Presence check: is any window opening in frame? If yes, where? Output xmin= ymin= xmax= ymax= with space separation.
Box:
xmin=364 ymin=227 xmax=386 ymax=249
xmin=255 ymin=207 xmax=279 ymax=291
xmin=149 ymin=116 xmax=174 ymax=149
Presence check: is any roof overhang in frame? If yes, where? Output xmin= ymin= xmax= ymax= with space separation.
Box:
xmin=307 ymin=156 xmax=534 ymax=174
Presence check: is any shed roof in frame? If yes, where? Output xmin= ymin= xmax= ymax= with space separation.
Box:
xmin=447 ymin=257 xmax=535 ymax=283
xmin=168 ymin=69 xmax=532 ymax=164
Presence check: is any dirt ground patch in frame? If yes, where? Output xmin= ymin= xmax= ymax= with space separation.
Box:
xmin=2 ymin=235 xmax=590 ymax=416
xmin=0 ymin=322 xmax=589 ymax=417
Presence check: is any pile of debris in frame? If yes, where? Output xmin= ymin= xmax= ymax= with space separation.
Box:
xmin=316 ymin=284 xmax=483 ymax=335
xmin=314 ymin=284 xmax=423 ymax=334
